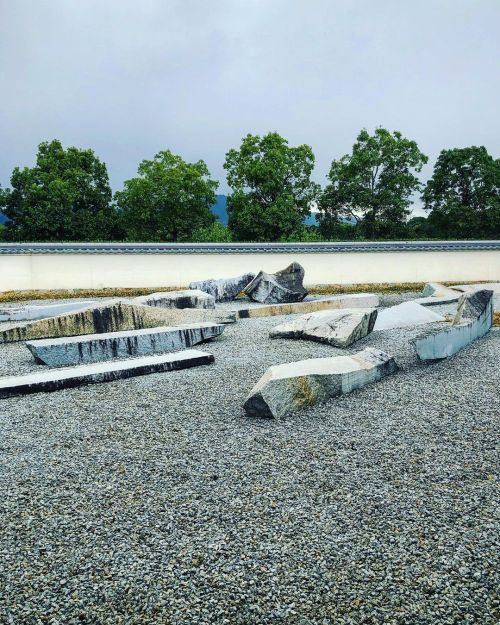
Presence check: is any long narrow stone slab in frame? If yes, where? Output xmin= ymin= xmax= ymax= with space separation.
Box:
xmin=270 ymin=308 xmax=378 ymax=347
xmin=237 ymin=294 xmax=380 ymax=319
xmin=0 ymin=301 xmax=236 ymax=343
xmin=0 ymin=350 xmax=214 ymax=399
xmin=412 ymin=283 xmax=461 ymax=306
xmin=243 ymin=347 xmax=398 ymax=419
xmin=0 ymin=301 xmax=96 ymax=322
xmin=133 ymin=289 xmax=215 ymax=309
xmin=374 ymin=301 xmax=445 ymax=330
xmin=412 ymin=289 xmax=493 ymax=361
xmin=26 ymin=323 xmax=224 ymax=366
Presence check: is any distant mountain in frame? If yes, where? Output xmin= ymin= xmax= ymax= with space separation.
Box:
xmin=211 ymin=195 xmax=228 ymax=225
xmin=0 ymin=213 xmax=6 ymax=224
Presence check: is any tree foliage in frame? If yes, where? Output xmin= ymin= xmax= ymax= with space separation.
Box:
xmin=3 ymin=140 xmax=117 ymax=241
xmin=319 ymin=128 xmax=428 ymax=239
xmin=422 ymin=146 xmax=500 ymax=238
xmin=224 ymin=132 xmax=320 ymax=241
xmin=116 ymin=150 xmax=218 ymax=242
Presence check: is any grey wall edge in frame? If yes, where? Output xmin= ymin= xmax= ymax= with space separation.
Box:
xmin=0 ymin=241 xmax=499 ymax=255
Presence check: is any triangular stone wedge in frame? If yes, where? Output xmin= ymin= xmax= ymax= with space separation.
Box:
xmin=244 ymin=347 xmax=398 ymax=419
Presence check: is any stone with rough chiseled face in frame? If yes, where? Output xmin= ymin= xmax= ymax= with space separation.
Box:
xmin=244 ymin=262 xmax=308 ymax=304
xmin=243 ymin=347 xmax=398 ymax=419
xmin=189 ymin=273 xmax=256 ymax=302
xmin=270 ymin=308 xmax=378 ymax=347
xmin=134 ymin=289 xmax=215 ymax=309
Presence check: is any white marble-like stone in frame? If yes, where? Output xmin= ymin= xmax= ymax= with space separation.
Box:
xmin=243 ymin=347 xmax=398 ymax=419
xmin=374 ymin=301 xmax=445 ymax=330
xmin=26 ymin=323 xmax=224 ymax=366
xmin=0 ymin=350 xmax=214 ymax=398
xmin=270 ymin=308 xmax=377 ymax=347
xmin=412 ymin=289 xmax=493 ymax=361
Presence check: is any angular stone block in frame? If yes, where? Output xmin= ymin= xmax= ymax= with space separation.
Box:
xmin=0 ymin=301 xmax=96 ymax=322
xmin=270 ymin=308 xmax=378 ymax=347
xmin=134 ymin=289 xmax=215 ymax=309
xmin=244 ymin=262 xmax=308 ymax=304
xmin=0 ymin=350 xmax=214 ymax=399
xmin=237 ymin=293 xmax=380 ymax=319
xmin=412 ymin=289 xmax=493 ymax=361
xmin=244 ymin=347 xmax=398 ymax=419
xmin=189 ymin=273 xmax=256 ymax=302
xmin=374 ymin=301 xmax=445 ymax=331
xmin=0 ymin=301 xmax=236 ymax=343
xmin=26 ymin=322 xmax=224 ymax=366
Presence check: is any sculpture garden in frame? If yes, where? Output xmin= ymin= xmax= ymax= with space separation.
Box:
xmin=0 ymin=264 xmax=498 ymax=623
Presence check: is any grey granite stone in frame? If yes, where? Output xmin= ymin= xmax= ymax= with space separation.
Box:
xmin=270 ymin=308 xmax=378 ymax=347
xmin=244 ymin=262 xmax=308 ymax=304
xmin=189 ymin=273 xmax=256 ymax=302
xmin=26 ymin=323 xmax=224 ymax=366
xmin=244 ymin=347 xmax=398 ymax=419
xmin=134 ymin=289 xmax=215 ymax=309
xmin=0 ymin=350 xmax=214 ymax=398
xmin=0 ymin=301 xmax=96 ymax=322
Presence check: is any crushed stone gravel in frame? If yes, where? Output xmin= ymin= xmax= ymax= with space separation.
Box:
xmin=0 ymin=293 xmax=498 ymax=624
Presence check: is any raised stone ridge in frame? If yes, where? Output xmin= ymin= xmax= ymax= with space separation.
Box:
xmin=133 ymin=290 xmax=215 ymax=309
xmin=0 ymin=350 xmax=214 ymax=399
xmin=237 ymin=294 xmax=380 ymax=319
xmin=0 ymin=300 xmax=236 ymax=343
xmin=0 ymin=301 xmax=96 ymax=322
xmin=26 ymin=322 xmax=224 ymax=366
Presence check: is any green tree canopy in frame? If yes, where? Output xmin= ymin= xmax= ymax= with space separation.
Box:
xmin=116 ymin=150 xmax=218 ymax=242
xmin=3 ymin=139 xmax=117 ymax=241
xmin=422 ymin=146 xmax=500 ymax=239
xmin=319 ymin=128 xmax=428 ymax=239
xmin=224 ymin=132 xmax=320 ymax=241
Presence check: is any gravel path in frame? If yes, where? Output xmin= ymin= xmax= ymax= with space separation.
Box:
xmin=0 ymin=295 xmax=498 ymax=624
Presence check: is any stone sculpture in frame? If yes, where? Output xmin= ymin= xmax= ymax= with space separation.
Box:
xmin=244 ymin=262 xmax=308 ymax=304
xmin=189 ymin=273 xmax=256 ymax=302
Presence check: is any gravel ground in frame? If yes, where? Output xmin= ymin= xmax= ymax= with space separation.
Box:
xmin=0 ymin=293 xmax=499 ymax=624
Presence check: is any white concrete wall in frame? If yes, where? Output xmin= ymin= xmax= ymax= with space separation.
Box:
xmin=1 ymin=250 xmax=499 ymax=291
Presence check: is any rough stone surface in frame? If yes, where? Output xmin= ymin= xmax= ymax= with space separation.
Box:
xmin=451 ymin=282 xmax=500 ymax=294
xmin=0 ymin=301 xmax=236 ymax=343
xmin=413 ymin=289 xmax=493 ymax=360
xmin=238 ymin=293 xmax=380 ymax=318
xmin=0 ymin=350 xmax=214 ymax=398
xmin=0 ymin=293 xmax=498 ymax=624
xmin=244 ymin=262 xmax=308 ymax=303
xmin=244 ymin=347 xmax=398 ymax=419
xmin=134 ymin=289 xmax=215 ymax=309
xmin=26 ymin=323 xmax=224 ymax=366
xmin=0 ymin=301 xmax=96 ymax=322
xmin=189 ymin=273 xmax=256 ymax=302
xmin=374 ymin=301 xmax=445 ymax=330
xmin=270 ymin=308 xmax=378 ymax=347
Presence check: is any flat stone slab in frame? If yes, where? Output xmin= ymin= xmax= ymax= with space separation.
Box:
xmin=412 ymin=289 xmax=493 ymax=361
xmin=374 ymin=301 xmax=445 ymax=330
xmin=133 ymin=289 xmax=215 ymax=309
xmin=244 ymin=262 xmax=308 ymax=304
xmin=451 ymin=282 xmax=500 ymax=294
xmin=26 ymin=322 xmax=224 ymax=366
xmin=0 ymin=301 xmax=96 ymax=322
xmin=189 ymin=273 xmax=256 ymax=302
xmin=237 ymin=294 xmax=380 ymax=319
xmin=413 ymin=283 xmax=461 ymax=306
xmin=0 ymin=301 xmax=236 ymax=343
xmin=0 ymin=350 xmax=214 ymax=399
xmin=270 ymin=308 xmax=378 ymax=347
xmin=244 ymin=347 xmax=398 ymax=419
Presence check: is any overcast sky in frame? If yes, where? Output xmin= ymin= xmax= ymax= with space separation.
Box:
xmin=1 ymin=0 xmax=499 ymax=214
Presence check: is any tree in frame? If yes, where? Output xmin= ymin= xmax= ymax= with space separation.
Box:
xmin=224 ymin=132 xmax=320 ymax=241
xmin=3 ymin=140 xmax=117 ymax=241
xmin=191 ymin=221 xmax=232 ymax=242
xmin=319 ymin=128 xmax=428 ymax=239
xmin=422 ymin=146 xmax=500 ymax=239
xmin=116 ymin=150 xmax=218 ymax=242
